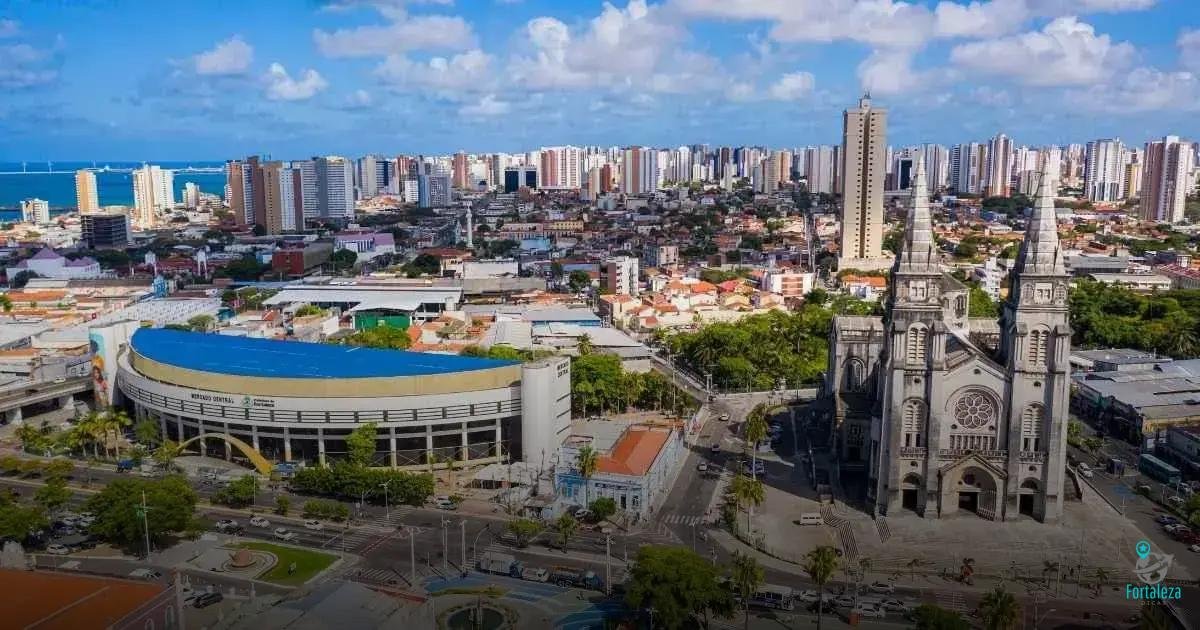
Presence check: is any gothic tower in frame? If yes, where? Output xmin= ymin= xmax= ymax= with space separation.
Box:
xmin=999 ymin=160 xmax=1071 ymax=522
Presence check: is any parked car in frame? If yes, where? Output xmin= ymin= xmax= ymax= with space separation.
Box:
xmin=215 ymin=519 xmax=240 ymax=533
xmin=1076 ymin=463 xmax=1093 ymax=478
xmin=128 ymin=568 xmax=162 ymax=581
xmin=249 ymin=516 xmax=271 ymax=528
xmin=303 ymin=520 xmax=323 ymax=531
xmin=719 ymin=414 xmax=730 ymax=422
xmin=1188 ymin=544 xmax=1200 ymax=553
xmin=1157 ymin=515 xmax=1181 ymax=526
xmin=794 ymin=590 xmax=820 ymax=604
xmin=696 ymin=463 xmax=708 ymax=472
xmin=880 ymin=599 xmax=911 ymax=613
xmin=273 ymin=528 xmax=297 ymax=541
xmin=867 ymin=581 xmax=895 ymax=594
xmin=711 ymin=444 xmax=721 ymax=454
xmin=433 ymin=496 xmax=458 ymax=510
xmin=834 ymin=594 xmax=856 ymax=608
xmin=521 ymin=567 xmax=550 ymax=582
xmin=193 ymin=592 xmax=224 ymax=609
xmin=46 ymin=543 xmax=70 ymax=555
xmin=853 ymin=604 xmax=886 ymax=618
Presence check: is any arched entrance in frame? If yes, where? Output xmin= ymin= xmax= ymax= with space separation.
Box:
xmin=177 ymin=433 xmax=273 ymax=475
xmin=955 ymin=466 xmax=999 ymax=520
xmin=901 ymin=473 xmax=923 ymax=513
xmin=1018 ymin=478 xmax=1041 ymax=517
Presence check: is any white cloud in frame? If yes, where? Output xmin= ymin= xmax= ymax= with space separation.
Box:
xmin=264 ymin=63 xmax=329 ymax=101
xmin=344 ymin=89 xmax=373 ymax=108
xmin=313 ymin=10 xmax=474 ymax=57
xmin=767 ymin=72 xmax=815 ymax=100
xmin=459 ymin=94 xmax=510 ymax=117
xmin=1179 ymin=29 xmax=1200 ymax=72
xmin=934 ymin=0 xmax=1030 ymax=37
xmin=950 ymin=16 xmax=1134 ymax=86
xmin=1072 ymin=66 xmax=1200 ymax=113
xmin=856 ymin=49 xmax=927 ymax=96
xmin=0 ymin=19 xmax=19 ymax=38
xmin=0 ymin=41 xmax=59 ymax=88
xmin=375 ymin=48 xmax=494 ymax=92
xmin=194 ymin=36 xmax=254 ymax=76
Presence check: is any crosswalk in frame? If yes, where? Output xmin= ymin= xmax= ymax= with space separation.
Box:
xmin=936 ymin=591 xmax=968 ymax=613
xmin=351 ymin=567 xmax=405 ymax=586
xmin=660 ymin=513 xmax=706 ymax=526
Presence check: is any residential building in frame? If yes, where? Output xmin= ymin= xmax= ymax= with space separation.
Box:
xmin=418 ymin=174 xmax=452 ymax=208
xmin=81 ymin=211 xmax=131 ymax=249
xmin=950 ymin=143 xmax=985 ymax=195
xmin=183 ymin=182 xmax=200 ymax=209
xmin=20 ymin=198 xmax=50 ymax=225
xmin=1140 ymin=136 xmax=1196 ymax=223
xmin=225 ymin=158 xmax=255 ymax=226
xmin=503 ymin=166 xmax=537 ymax=193
xmin=984 ymin=133 xmax=1012 ymax=197
xmin=75 ymin=170 xmax=99 ymax=213
xmin=839 ymin=95 xmax=889 ymax=270
xmin=261 ymin=161 xmax=300 ymax=233
xmin=622 ymin=146 xmax=657 ymax=195
xmin=604 ymin=255 xmax=639 ymax=296
xmin=452 ymin=152 xmax=469 ymax=189
xmin=132 ymin=164 xmax=173 ymax=226
xmin=762 ymin=269 xmax=815 ymax=298
xmin=316 ymin=156 xmax=355 ymax=219
xmin=293 ymin=159 xmax=318 ymax=219
xmin=644 ymin=245 xmax=678 ymax=269
xmin=1084 ymin=138 xmax=1125 ymax=202
xmin=804 ymin=145 xmax=838 ymax=195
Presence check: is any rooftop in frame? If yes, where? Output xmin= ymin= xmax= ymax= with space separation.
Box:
xmin=0 ymin=568 xmax=164 ymax=630
xmin=596 ymin=426 xmax=672 ymax=476
xmin=131 ymin=328 xmax=517 ymax=379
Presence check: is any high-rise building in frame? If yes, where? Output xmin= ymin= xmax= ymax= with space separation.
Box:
xmin=503 ymin=166 xmax=537 ymax=193
xmin=225 ymin=159 xmax=255 ymax=226
xmin=804 ymin=146 xmax=838 ymax=195
xmin=984 ymin=133 xmax=1013 ymax=197
xmin=1140 ymin=136 xmax=1196 ymax=223
xmin=20 ymin=198 xmax=50 ymax=225
xmin=356 ymin=155 xmax=379 ymax=199
xmin=75 ymin=170 xmax=99 ymax=213
xmin=418 ymin=174 xmax=452 ymax=208
xmin=1124 ymin=152 xmax=1143 ymax=201
xmin=922 ymin=144 xmax=950 ymax=193
xmin=293 ymin=159 xmax=318 ymax=219
xmin=133 ymin=164 xmax=172 ymax=227
xmin=452 ymin=152 xmax=470 ymax=189
xmin=603 ymin=256 xmax=639 ymax=296
xmin=621 ymin=147 xmax=657 ymax=195
xmin=81 ymin=211 xmax=131 ymax=249
xmin=183 ymin=182 xmax=201 ymax=209
xmin=949 ymin=143 xmax=985 ymax=195
xmin=1084 ymin=138 xmax=1125 ymax=202
xmin=260 ymin=161 xmax=300 ymax=234
xmin=316 ymin=156 xmax=355 ymax=219
xmin=839 ymin=96 xmax=889 ymax=269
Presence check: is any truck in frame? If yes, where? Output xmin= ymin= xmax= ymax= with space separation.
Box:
xmin=1139 ymin=454 xmax=1182 ymax=486
xmin=549 ymin=566 xmax=605 ymax=591
xmin=478 ymin=552 xmax=522 ymax=577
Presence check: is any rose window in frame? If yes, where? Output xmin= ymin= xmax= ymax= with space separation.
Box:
xmin=953 ymin=392 xmax=995 ymax=429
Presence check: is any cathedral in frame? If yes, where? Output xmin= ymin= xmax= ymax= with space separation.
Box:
xmin=824 ymin=157 xmax=1070 ymax=523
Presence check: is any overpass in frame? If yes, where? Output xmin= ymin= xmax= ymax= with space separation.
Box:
xmin=0 ymin=376 xmax=92 ymax=424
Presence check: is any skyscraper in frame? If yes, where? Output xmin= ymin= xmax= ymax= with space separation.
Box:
xmin=984 ymin=133 xmax=1013 ymax=197
xmin=621 ymin=147 xmax=657 ymax=195
xmin=225 ymin=159 xmax=255 ymax=226
xmin=452 ymin=152 xmax=469 ymax=189
xmin=20 ymin=198 xmax=50 ymax=225
xmin=316 ymin=156 xmax=355 ymax=219
xmin=75 ymin=170 xmax=99 ymax=213
xmin=949 ymin=143 xmax=985 ymax=195
xmin=1084 ymin=138 xmax=1125 ymax=201
xmin=183 ymin=182 xmax=200 ymax=209
xmin=132 ymin=164 xmax=172 ymax=227
xmin=839 ymin=96 xmax=889 ymax=270
xmin=261 ymin=161 xmax=300 ymax=234
xmin=1140 ymin=136 xmax=1196 ymax=223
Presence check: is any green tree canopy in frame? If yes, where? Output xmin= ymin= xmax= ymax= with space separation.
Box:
xmin=625 ymin=545 xmax=735 ymax=629
xmin=0 ymin=491 xmax=48 ymax=541
xmin=212 ymin=475 xmax=258 ymax=508
xmin=403 ymin=253 xmax=441 ymax=278
xmin=567 ymin=270 xmax=591 ymax=292
xmin=912 ymin=604 xmax=971 ymax=630
xmin=346 ymin=422 xmax=379 ymax=467
xmin=338 ymin=325 xmax=412 ymax=350
xmin=330 ymin=248 xmax=357 ymax=272
xmin=85 ymin=475 xmax=198 ymax=548
xmin=968 ymin=286 xmax=999 ymax=318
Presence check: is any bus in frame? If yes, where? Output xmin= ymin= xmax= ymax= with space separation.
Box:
xmin=749 ymin=584 xmax=795 ymax=611
xmin=1139 ymin=454 xmax=1182 ymax=486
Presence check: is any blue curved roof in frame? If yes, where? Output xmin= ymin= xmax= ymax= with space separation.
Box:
xmin=130 ymin=328 xmax=518 ymax=379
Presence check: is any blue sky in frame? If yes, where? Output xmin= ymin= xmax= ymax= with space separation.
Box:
xmin=2 ymin=0 xmax=1199 ymax=160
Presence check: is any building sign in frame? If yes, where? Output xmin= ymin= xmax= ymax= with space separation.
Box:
xmin=189 ymin=392 xmax=236 ymax=405
xmin=242 ymin=396 xmax=276 ymax=409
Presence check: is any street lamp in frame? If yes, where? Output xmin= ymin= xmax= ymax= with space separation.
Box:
xmin=441 ymin=518 xmax=451 ymax=573
xmin=380 ymin=480 xmax=391 ymax=521
xmin=1034 ymin=607 xmax=1056 ymax=629
xmin=471 ymin=524 xmax=492 ymax=572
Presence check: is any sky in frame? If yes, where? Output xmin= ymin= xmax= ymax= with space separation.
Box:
xmin=2 ymin=0 xmax=1199 ymax=160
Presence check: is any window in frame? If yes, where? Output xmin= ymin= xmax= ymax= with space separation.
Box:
xmin=1021 ymin=404 xmax=1045 ymax=451
xmin=906 ymin=326 xmax=928 ymax=364
xmin=845 ymin=359 xmax=866 ymax=392
xmin=1029 ymin=329 xmax=1049 ymax=365
xmin=953 ymin=391 xmax=997 ymax=429
xmin=902 ymin=400 xmax=926 ymax=447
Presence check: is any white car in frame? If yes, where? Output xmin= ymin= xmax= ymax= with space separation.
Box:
xmin=834 ymin=594 xmax=856 ymax=608
xmin=521 ymin=567 xmax=550 ymax=582
xmin=273 ymin=528 xmax=297 ymax=541
xmin=867 ymin=581 xmax=895 ymax=594
xmin=1076 ymin=463 xmax=1094 ymax=478
xmin=215 ymin=519 xmax=239 ymax=532
xmin=249 ymin=516 xmax=270 ymax=528
xmin=795 ymin=590 xmax=820 ymax=604
xmin=880 ymin=599 xmax=911 ymax=613
xmin=303 ymin=520 xmax=323 ymax=531
xmin=697 ymin=463 xmax=709 ymax=472
xmin=46 ymin=543 xmax=70 ymax=555
xmin=853 ymin=604 xmax=886 ymax=618
xmin=1189 ymin=544 xmax=1200 ymax=553
xmin=719 ymin=414 xmax=730 ymax=422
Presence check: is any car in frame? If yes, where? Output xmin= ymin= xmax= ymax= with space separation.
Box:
xmin=215 ymin=519 xmax=239 ymax=532
xmin=1171 ymin=525 xmax=1193 ymax=538
xmin=834 ymin=594 xmax=856 ymax=608
xmin=193 ymin=592 xmax=224 ymax=609
xmin=273 ymin=528 xmax=297 ymax=541
xmin=794 ymin=590 xmax=820 ymax=604
xmin=434 ymin=497 xmax=458 ymax=510
xmin=853 ymin=604 xmax=886 ymax=618
xmin=719 ymin=413 xmax=730 ymax=422
xmin=711 ymin=444 xmax=721 ymax=454
xmin=180 ymin=587 xmax=198 ymax=604
xmin=867 ymin=581 xmax=895 ymax=594
xmin=303 ymin=520 xmax=323 ymax=531
xmin=743 ymin=461 xmax=766 ymax=475
xmin=1189 ymin=544 xmax=1200 ymax=553
xmin=52 ymin=377 xmax=66 ymax=384
xmin=1076 ymin=463 xmax=1094 ymax=478
xmin=1168 ymin=496 xmax=1185 ymax=507
xmin=128 ymin=568 xmax=162 ymax=580
xmin=574 ymin=509 xmax=592 ymax=522
xmin=521 ymin=567 xmax=550 ymax=582
xmin=697 ymin=462 xmax=708 ymax=472
xmin=880 ymin=599 xmax=911 ymax=613
xmin=249 ymin=516 xmax=271 ymax=528
xmin=1157 ymin=515 xmax=1181 ymax=525
xmin=46 ymin=543 xmax=70 ymax=555
xmin=1138 ymin=484 xmax=1153 ymax=494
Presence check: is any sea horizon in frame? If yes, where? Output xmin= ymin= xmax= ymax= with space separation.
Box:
xmin=0 ymin=161 xmax=226 ymax=213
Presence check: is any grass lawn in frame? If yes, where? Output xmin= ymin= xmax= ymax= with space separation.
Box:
xmin=237 ymin=542 xmax=337 ymax=586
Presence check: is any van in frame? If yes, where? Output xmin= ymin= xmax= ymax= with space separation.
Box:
xmin=798 ymin=513 xmax=823 ymax=526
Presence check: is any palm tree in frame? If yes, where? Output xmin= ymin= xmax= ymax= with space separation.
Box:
xmin=804 ymin=546 xmax=839 ymax=630
xmin=577 ymin=334 xmax=594 ymax=356
xmin=979 ymin=588 xmax=1020 ymax=630
xmin=729 ymin=473 xmax=765 ymax=538
xmin=106 ymin=408 xmax=132 ymax=456
xmin=1092 ymin=567 xmax=1110 ymax=597
xmin=153 ymin=439 xmax=183 ymax=471
xmin=77 ymin=412 xmax=104 ymax=459
xmin=730 ymin=552 xmax=764 ymax=630
xmin=576 ymin=445 xmax=599 ymax=509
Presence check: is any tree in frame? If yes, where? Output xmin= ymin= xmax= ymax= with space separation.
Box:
xmin=338 ymin=326 xmax=411 ymax=350
xmin=567 ymin=270 xmax=591 ymax=293
xmin=555 ymin=513 xmax=578 ymax=549
xmin=625 ymin=545 xmax=735 ymax=630
xmin=979 ymin=588 xmax=1020 ymax=630
xmin=219 ymin=256 xmax=267 ymax=281
xmin=576 ymin=445 xmax=599 ymax=508
xmin=968 ymin=286 xmax=999 ymax=318
xmin=729 ymin=473 xmax=764 ymax=535
xmin=804 ymin=288 xmax=829 ymax=306
xmin=571 ymin=353 xmax=624 ymax=416
xmin=85 ymin=475 xmax=198 ymax=549
xmin=275 ymin=495 xmax=291 ymax=516
xmin=212 ymin=475 xmax=258 ymax=509
xmin=11 ymin=270 xmax=40 ymax=289
xmin=330 ymin=248 xmax=357 ymax=272
xmin=294 ymin=304 xmax=324 ymax=317
xmin=186 ymin=314 xmax=215 ymax=333
xmin=152 ymin=439 xmax=182 ymax=470
xmin=911 ymin=604 xmax=971 ymax=630
xmin=402 ymin=253 xmax=441 ymax=277
xmin=0 ymin=493 xmax=47 ymax=542
xmin=34 ymin=478 xmax=72 ymax=514
xmin=0 ymin=293 xmax=11 ymax=317
xmin=133 ymin=418 xmax=161 ymax=446
xmin=803 ymin=546 xmax=840 ymax=630
xmin=346 ymin=422 xmax=379 ymax=467
xmin=589 ymin=497 xmax=617 ymax=523
xmin=730 ymin=552 xmax=765 ymax=630
xmin=577 ymin=334 xmax=595 ymax=356
xmin=43 ymin=459 xmax=74 ymax=481
xmin=507 ymin=518 xmax=543 ymax=548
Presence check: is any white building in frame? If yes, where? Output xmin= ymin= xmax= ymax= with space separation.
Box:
xmin=132 ymin=164 xmax=174 ymax=227
xmin=316 ymin=156 xmax=355 ymax=219
xmin=75 ymin=170 xmax=99 ymax=213
xmin=20 ymin=198 xmax=50 ymax=225
xmin=183 ymin=182 xmax=201 ymax=209
xmin=6 ymin=248 xmax=103 ymax=280
xmin=604 ymin=256 xmax=639 ymax=296
xmin=1140 ymin=136 xmax=1196 ymax=223
xmin=1084 ymin=138 xmax=1125 ymax=202
xmin=762 ymin=269 xmax=815 ymax=298
xmin=555 ymin=422 xmax=683 ymax=517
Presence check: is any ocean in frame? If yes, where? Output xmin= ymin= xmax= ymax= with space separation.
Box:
xmin=0 ymin=161 xmax=226 ymax=221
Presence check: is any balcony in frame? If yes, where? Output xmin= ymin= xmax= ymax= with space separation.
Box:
xmin=1019 ymin=451 xmax=1047 ymax=463
xmin=898 ymin=447 xmax=927 ymax=458
xmin=937 ymin=448 xmax=1008 ymax=461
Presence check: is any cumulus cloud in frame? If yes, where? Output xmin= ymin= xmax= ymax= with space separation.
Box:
xmin=934 ymin=0 xmax=1030 ymax=37
xmin=0 ymin=39 xmax=61 ymax=89
xmin=950 ymin=16 xmax=1134 ymax=86
xmin=459 ymin=94 xmax=510 ymax=117
xmin=375 ymin=48 xmax=494 ymax=92
xmin=856 ymin=49 xmax=929 ymax=96
xmin=314 ymin=11 xmax=474 ymax=57
xmin=194 ymin=36 xmax=254 ymax=76
xmin=344 ymin=89 xmax=373 ymax=108
xmin=1072 ymin=66 xmax=1200 ymax=113
xmin=1179 ymin=29 xmax=1200 ymax=72
xmin=264 ymin=63 xmax=328 ymax=101
xmin=767 ymin=72 xmax=815 ymax=100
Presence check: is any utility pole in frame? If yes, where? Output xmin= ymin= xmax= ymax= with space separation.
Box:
xmin=460 ymin=520 xmax=467 ymax=574
xmin=405 ymin=526 xmax=417 ymax=584
xmin=380 ymin=480 xmax=391 ymax=521
xmin=605 ymin=535 xmax=612 ymax=596
xmin=137 ymin=490 xmax=152 ymax=559
xmin=442 ymin=518 xmax=449 ymax=573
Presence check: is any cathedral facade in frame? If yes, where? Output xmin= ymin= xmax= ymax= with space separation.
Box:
xmin=824 ymin=158 xmax=1071 ymax=523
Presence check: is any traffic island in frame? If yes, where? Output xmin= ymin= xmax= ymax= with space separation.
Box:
xmin=437 ymin=599 xmax=519 ymax=630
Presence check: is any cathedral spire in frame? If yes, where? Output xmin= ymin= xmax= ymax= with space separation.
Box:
xmin=1015 ymin=159 xmax=1065 ymax=276
xmin=897 ymin=155 xmax=936 ymax=272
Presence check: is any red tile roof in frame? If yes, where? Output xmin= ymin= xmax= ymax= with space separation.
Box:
xmin=595 ymin=426 xmax=671 ymax=476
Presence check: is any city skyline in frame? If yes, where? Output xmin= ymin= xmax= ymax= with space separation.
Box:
xmin=3 ymin=0 xmax=1200 ymax=159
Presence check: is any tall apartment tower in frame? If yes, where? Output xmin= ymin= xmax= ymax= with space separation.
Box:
xmin=316 ymin=156 xmax=355 ymax=219
xmin=1140 ymin=136 xmax=1196 ymax=223
xmin=133 ymin=164 xmax=172 ymax=228
xmin=984 ymin=133 xmax=1013 ymax=197
xmin=1083 ymin=138 xmax=1125 ymax=202
xmin=75 ymin=170 xmax=99 ymax=213
xmin=839 ymin=95 xmax=889 ymax=270
xmin=225 ymin=159 xmax=256 ymax=226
